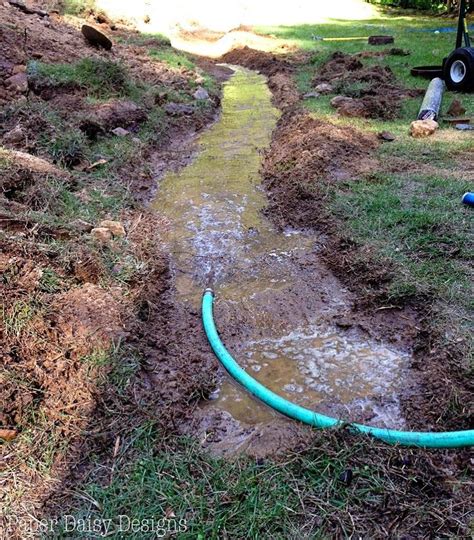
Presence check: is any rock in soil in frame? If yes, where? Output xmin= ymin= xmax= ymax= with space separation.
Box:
xmin=0 ymin=429 xmax=18 ymax=441
xmin=410 ymin=119 xmax=439 ymax=138
xmin=4 ymin=149 xmax=67 ymax=176
xmin=90 ymin=227 xmax=112 ymax=243
xmin=3 ymin=125 xmax=24 ymax=144
xmin=447 ymin=99 xmax=466 ymax=117
xmin=80 ymin=100 xmax=147 ymax=138
xmin=164 ymin=102 xmax=194 ymax=116
xmin=303 ymin=91 xmax=320 ymax=99
xmin=6 ymin=72 xmax=28 ymax=93
xmin=99 ymin=220 xmax=126 ymax=237
xmin=193 ymin=87 xmax=209 ymax=100
xmin=111 ymin=127 xmax=129 ymax=137
xmin=378 ymin=131 xmax=396 ymax=142
xmin=81 ymin=24 xmax=112 ymax=50
xmin=314 ymin=82 xmax=333 ymax=94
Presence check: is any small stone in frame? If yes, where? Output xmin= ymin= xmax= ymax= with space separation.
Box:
xmin=99 ymin=219 xmax=126 ymax=237
xmin=378 ymin=131 xmax=396 ymax=142
xmin=90 ymin=227 xmax=112 ymax=243
xmin=12 ymin=64 xmax=26 ymax=74
xmin=314 ymin=82 xmax=333 ymax=94
xmin=303 ymin=91 xmax=320 ymax=99
xmin=111 ymin=127 xmax=129 ymax=137
xmin=0 ymin=429 xmax=18 ymax=442
xmin=132 ymin=137 xmax=141 ymax=143
xmin=193 ymin=87 xmax=209 ymax=100
xmin=3 ymin=125 xmax=24 ymax=144
xmin=164 ymin=103 xmax=194 ymax=116
xmin=70 ymin=219 xmax=94 ymax=233
xmin=410 ymin=119 xmax=439 ymax=138
xmin=331 ymin=95 xmax=348 ymax=107
xmin=455 ymin=123 xmax=474 ymax=131
xmin=447 ymin=99 xmax=466 ymax=117
xmin=6 ymin=72 xmax=28 ymax=93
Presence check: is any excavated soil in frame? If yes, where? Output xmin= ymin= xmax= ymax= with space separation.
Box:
xmin=314 ymin=51 xmax=422 ymax=119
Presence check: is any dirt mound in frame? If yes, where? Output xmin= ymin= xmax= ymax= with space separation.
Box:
xmin=314 ymin=51 xmax=420 ymax=120
xmin=267 ymin=72 xmax=300 ymax=109
xmin=0 ymin=256 xmax=124 ymax=431
xmin=221 ymin=46 xmax=294 ymax=77
xmin=262 ymin=110 xmax=378 ymax=228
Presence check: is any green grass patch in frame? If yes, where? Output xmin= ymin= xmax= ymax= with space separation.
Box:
xmin=28 ymin=58 xmax=136 ymax=99
xmin=41 ymin=129 xmax=88 ymax=167
xmin=116 ymin=32 xmax=171 ymax=48
xmin=1 ymin=300 xmax=37 ymax=338
xmin=61 ymin=0 xmax=95 ymax=16
xmin=149 ymin=48 xmax=196 ymax=71
xmin=48 ymin=424 xmax=392 ymax=539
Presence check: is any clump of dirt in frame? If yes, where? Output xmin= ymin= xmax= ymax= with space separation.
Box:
xmin=0 ymin=241 xmax=124 ymax=433
xmin=267 ymin=72 xmax=300 ymax=108
xmin=78 ymin=99 xmax=147 ymax=139
xmin=314 ymin=51 xmax=420 ymax=119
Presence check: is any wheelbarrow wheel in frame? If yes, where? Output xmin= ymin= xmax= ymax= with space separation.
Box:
xmin=444 ymin=47 xmax=474 ymax=91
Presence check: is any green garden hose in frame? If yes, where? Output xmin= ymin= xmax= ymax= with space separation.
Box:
xmin=202 ymin=289 xmax=474 ymax=448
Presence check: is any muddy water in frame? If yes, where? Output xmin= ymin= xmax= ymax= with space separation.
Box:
xmin=153 ymin=67 xmax=411 ymax=452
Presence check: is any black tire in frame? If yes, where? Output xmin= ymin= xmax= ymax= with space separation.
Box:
xmin=443 ymin=47 xmax=474 ymax=92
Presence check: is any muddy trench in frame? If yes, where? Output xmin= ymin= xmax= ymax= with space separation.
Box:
xmin=151 ymin=66 xmax=419 ymax=455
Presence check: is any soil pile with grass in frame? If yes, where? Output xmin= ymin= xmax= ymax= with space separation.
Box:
xmin=262 ymin=109 xmax=378 ymax=227
xmin=314 ymin=51 xmax=421 ymax=119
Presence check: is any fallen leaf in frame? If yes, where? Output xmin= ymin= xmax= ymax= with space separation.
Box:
xmin=0 ymin=429 xmax=18 ymax=441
